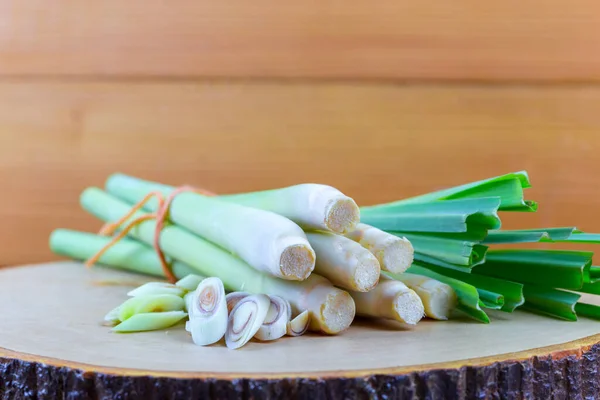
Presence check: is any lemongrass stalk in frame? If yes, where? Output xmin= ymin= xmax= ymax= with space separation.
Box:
xmin=127 ymin=282 xmax=186 ymax=297
xmin=225 ymin=294 xmax=270 ymax=349
xmin=218 ymin=184 xmax=360 ymax=234
xmin=185 ymin=277 xmax=228 ymax=346
xmin=344 ymin=223 xmax=413 ymax=274
xmin=49 ymin=229 xmax=197 ymax=279
xmin=105 ymin=174 xmax=315 ymax=281
xmin=118 ymin=294 xmax=185 ymax=321
xmin=349 ymin=279 xmax=424 ymax=325
xmin=385 ymin=272 xmax=457 ymax=320
xmin=175 ymin=274 xmax=206 ymax=292
xmin=112 ymin=311 xmax=188 ymax=333
xmin=305 ymin=232 xmax=380 ymax=292
xmin=287 ymin=310 xmax=310 ymax=336
xmin=78 ymin=189 xmax=355 ymax=334
xmin=254 ymin=295 xmax=291 ymax=341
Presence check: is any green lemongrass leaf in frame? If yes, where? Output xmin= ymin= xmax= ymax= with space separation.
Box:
xmin=521 ymin=285 xmax=579 ymax=321
xmin=546 ymin=232 xmax=600 ymax=244
xmin=127 ymin=282 xmax=186 ymax=297
xmin=423 ymin=264 xmax=524 ymax=312
xmin=483 ymin=227 xmax=583 ymax=244
xmin=175 ymin=274 xmax=206 ymax=292
xmin=413 ymin=253 xmax=474 ymax=272
xmin=574 ymin=302 xmax=600 ymax=319
xmin=390 ymin=226 xmax=490 ymax=242
xmin=112 ymin=311 xmax=188 ymax=332
xmin=576 ymin=280 xmax=600 ymax=295
xmin=118 ymin=294 xmax=186 ymax=321
xmin=403 ymin=264 xmax=489 ymax=323
xmin=361 ymin=198 xmax=501 ymax=233
xmin=363 ymin=171 xmax=535 ymax=212
xmin=473 ymin=250 xmax=594 ymax=290
xmin=396 ymin=233 xmax=487 ymax=266
xmin=477 ymin=288 xmax=504 ymax=309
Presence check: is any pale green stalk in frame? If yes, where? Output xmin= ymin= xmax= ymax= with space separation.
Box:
xmin=105 ymin=174 xmax=315 ymax=280
xmin=112 ymin=311 xmax=188 ymax=333
xmin=77 ymin=188 xmax=355 ymax=334
xmin=118 ymin=294 xmax=185 ymax=321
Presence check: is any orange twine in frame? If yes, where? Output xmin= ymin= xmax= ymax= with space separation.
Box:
xmin=84 ymin=185 xmax=217 ymax=283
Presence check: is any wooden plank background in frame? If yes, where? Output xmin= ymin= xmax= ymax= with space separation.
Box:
xmin=1 ymin=1 xmax=600 ymax=265
xmin=0 ymin=1 xmax=599 ymax=80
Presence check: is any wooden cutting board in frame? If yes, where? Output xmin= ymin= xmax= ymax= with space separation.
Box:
xmin=1 ymin=262 xmax=599 ymax=399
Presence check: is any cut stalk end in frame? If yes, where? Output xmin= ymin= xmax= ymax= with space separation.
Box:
xmin=353 ymin=258 xmax=381 ymax=292
xmin=379 ymin=237 xmax=414 ymax=274
xmin=325 ymin=197 xmax=360 ymax=234
xmin=307 ymin=285 xmax=355 ymax=334
xmin=393 ymin=290 xmax=425 ymax=325
xmin=279 ymin=243 xmax=316 ymax=281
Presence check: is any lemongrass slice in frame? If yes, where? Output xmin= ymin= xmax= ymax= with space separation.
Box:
xmin=225 ymin=294 xmax=270 ymax=349
xmin=103 ymin=305 xmax=122 ymax=326
xmin=349 ymin=280 xmax=424 ymax=325
xmin=345 ymin=223 xmax=414 ymax=274
xmin=112 ymin=311 xmax=188 ymax=332
xmin=387 ymin=272 xmax=457 ymax=320
xmin=254 ymin=295 xmax=291 ymax=341
xmin=185 ymin=277 xmax=228 ymax=346
xmin=226 ymin=292 xmax=251 ymax=313
xmin=127 ymin=282 xmax=185 ymax=297
xmin=286 ymin=310 xmax=310 ymax=336
xmin=117 ymin=294 xmax=185 ymax=322
xmin=175 ymin=274 xmax=206 ymax=292
xmin=305 ymin=232 xmax=380 ymax=292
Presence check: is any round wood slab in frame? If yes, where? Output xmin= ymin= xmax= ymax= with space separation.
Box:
xmin=1 ymin=262 xmax=600 ymax=399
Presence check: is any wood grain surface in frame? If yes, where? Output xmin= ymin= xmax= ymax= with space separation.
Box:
xmin=2 ymin=81 xmax=600 ymax=265
xmin=0 ymin=1 xmax=599 ymax=80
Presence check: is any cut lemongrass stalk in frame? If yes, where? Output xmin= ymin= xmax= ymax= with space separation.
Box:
xmin=225 ymin=294 xmax=270 ymax=349
xmin=349 ymin=279 xmax=424 ymax=325
xmin=118 ymin=294 xmax=185 ymax=321
xmin=385 ymin=272 xmax=457 ymax=320
xmin=127 ymin=282 xmax=186 ymax=298
xmin=49 ymin=229 xmax=197 ymax=279
xmin=105 ymin=174 xmax=316 ymax=281
xmin=186 ymin=277 xmax=228 ymax=346
xmin=226 ymin=292 xmax=251 ymax=313
xmin=103 ymin=305 xmax=121 ymax=326
xmin=218 ymin=184 xmax=361 ymax=234
xmin=306 ymin=232 xmax=380 ymax=292
xmin=286 ymin=310 xmax=310 ymax=336
xmin=175 ymin=274 xmax=206 ymax=292
xmin=78 ymin=189 xmax=355 ymax=334
xmin=254 ymin=295 xmax=291 ymax=341
xmin=112 ymin=311 xmax=188 ymax=333
xmin=344 ymin=223 xmax=414 ymax=274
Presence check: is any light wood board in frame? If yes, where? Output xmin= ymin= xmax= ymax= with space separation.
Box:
xmin=1 ymin=261 xmax=600 ymax=377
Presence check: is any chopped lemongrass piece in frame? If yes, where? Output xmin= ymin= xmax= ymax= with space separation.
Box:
xmin=112 ymin=311 xmax=188 ymax=332
xmin=345 ymin=223 xmax=413 ymax=273
xmin=254 ymin=295 xmax=291 ymax=341
xmin=175 ymin=274 xmax=206 ymax=292
xmin=218 ymin=184 xmax=361 ymax=234
xmin=49 ymin=229 xmax=197 ymax=279
xmin=386 ymin=272 xmax=457 ymax=320
xmin=521 ymin=285 xmax=580 ymax=321
xmin=226 ymin=292 xmax=251 ymax=313
xmin=349 ymin=279 xmax=424 ymax=325
xmin=473 ymin=250 xmax=595 ymax=290
xmin=79 ymin=189 xmax=355 ymax=334
xmin=286 ymin=310 xmax=310 ymax=336
xmin=306 ymin=232 xmax=380 ymax=292
xmin=127 ymin=282 xmax=186 ymax=298
xmin=103 ymin=305 xmax=122 ymax=326
xmin=225 ymin=294 xmax=270 ymax=349
xmin=118 ymin=294 xmax=185 ymax=321
xmin=105 ymin=174 xmax=316 ymax=281
xmin=422 ymin=264 xmax=524 ymax=312
xmin=403 ymin=265 xmax=489 ymax=323
xmin=186 ymin=277 xmax=228 ymax=346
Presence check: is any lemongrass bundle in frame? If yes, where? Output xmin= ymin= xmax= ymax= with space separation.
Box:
xmin=306 ymin=232 xmax=380 ymax=292
xmin=349 ymin=279 xmax=424 ymax=325
xmin=70 ymin=189 xmax=356 ymax=334
xmin=344 ymin=223 xmax=413 ymax=273
xmin=105 ymin=174 xmax=315 ymax=281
